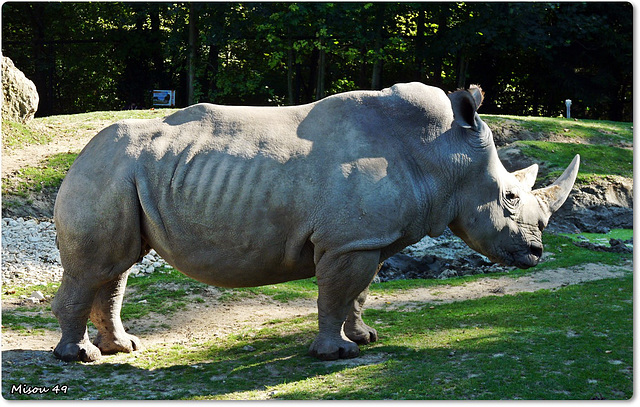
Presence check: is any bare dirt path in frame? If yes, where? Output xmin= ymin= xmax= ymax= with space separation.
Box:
xmin=2 ymin=261 xmax=629 ymax=354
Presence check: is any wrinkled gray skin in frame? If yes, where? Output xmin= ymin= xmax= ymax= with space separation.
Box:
xmin=51 ymin=83 xmax=579 ymax=362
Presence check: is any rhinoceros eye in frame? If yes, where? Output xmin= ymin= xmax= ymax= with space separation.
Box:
xmin=503 ymin=190 xmax=520 ymax=216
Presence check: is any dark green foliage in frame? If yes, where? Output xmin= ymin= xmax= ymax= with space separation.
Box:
xmin=1 ymin=3 xmax=632 ymax=120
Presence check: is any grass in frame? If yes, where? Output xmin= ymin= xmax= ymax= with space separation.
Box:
xmin=1 ymin=311 xmax=58 ymax=333
xmin=559 ymin=229 xmax=632 ymax=245
xmin=482 ymin=114 xmax=633 ymax=145
xmin=3 ymin=282 xmax=60 ymax=299
xmin=516 ymin=141 xmax=632 ymax=182
xmin=2 ymin=274 xmax=632 ymax=400
xmin=2 ymin=152 xmax=77 ymax=197
xmin=535 ymin=233 xmax=631 ymax=270
xmin=0 ymin=228 xmax=632 ymax=399
xmin=481 ymin=114 xmax=632 ymax=185
xmin=1 ymin=228 xmax=631 ymax=331
xmin=2 ymin=109 xmax=178 ymax=151
xmin=1 ymin=120 xmax=53 ymax=150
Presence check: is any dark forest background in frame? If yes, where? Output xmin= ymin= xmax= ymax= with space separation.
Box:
xmin=1 ymin=2 xmax=633 ymax=121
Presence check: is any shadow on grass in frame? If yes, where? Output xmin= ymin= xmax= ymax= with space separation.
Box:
xmin=2 ymin=276 xmax=632 ymax=400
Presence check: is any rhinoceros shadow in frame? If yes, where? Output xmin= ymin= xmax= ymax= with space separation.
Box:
xmin=2 ymin=336 xmax=395 ymax=400
xmin=1 ymin=319 xmax=504 ymax=401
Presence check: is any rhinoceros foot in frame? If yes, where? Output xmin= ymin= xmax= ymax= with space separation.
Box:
xmin=93 ymin=332 xmax=142 ymax=355
xmin=308 ymin=335 xmax=360 ymax=361
xmin=53 ymin=340 xmax=102 ymax=363
xmin=345 ymin=322 xmax=378 ymax=345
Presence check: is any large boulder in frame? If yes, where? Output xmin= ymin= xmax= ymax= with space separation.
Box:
xmin=2 ymin=57 xmax=39 ymax=123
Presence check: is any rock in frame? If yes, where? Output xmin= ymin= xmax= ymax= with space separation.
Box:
xmin=378 ymin=230 xmax=511 ymax=282
xmin=546 ymin=176 xmax=633 ymax=234
xmin=30 ymin=291 xmax=45 ymax=301
xmin=1 ymin=56 xmax=39 ymax=123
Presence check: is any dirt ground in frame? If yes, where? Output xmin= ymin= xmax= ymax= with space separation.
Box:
xmin=2 ymin=260 xmax=630 ymax=357
xmin=2 ymin=123 xmax=98 ymax=178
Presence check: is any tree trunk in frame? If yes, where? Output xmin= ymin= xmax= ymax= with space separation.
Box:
xmin=287 ymin=29 xmax=295 ymax=105
xmin=187 ymin=3 xmax=197 ymax=106
xmin=430 ymin=9 xmax=449 ymax=88
xmin=201 ymin=44 xmax=219 ymax=102
xmin=28 ymin=4 xmax=53 ymax=116
xmin=306 ymin=48 xmax=319 ymax=103
xmin=149 ymin=5 xmax=166 ymax=90
xmin=415 ymin=9 xmax=426 ymax=81
xmin=371 ymin=5 xmax=385 ymax=89
xmin=315 ymin=37 xmax=326 ymax=100
xmin=457 ymin=53 xmax=468 ymax=89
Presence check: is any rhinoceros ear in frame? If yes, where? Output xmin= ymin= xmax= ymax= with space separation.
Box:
xmin=448 ymin=85 xmax=484 ymax=131
xmin=512 ymin=164 xmax=538 ymax=191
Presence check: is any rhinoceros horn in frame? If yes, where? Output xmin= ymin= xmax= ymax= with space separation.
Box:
xmin=533 ymin=154 xmax=581 ymax=214
xmin=512 ymin=164 xmax=539 ymax=191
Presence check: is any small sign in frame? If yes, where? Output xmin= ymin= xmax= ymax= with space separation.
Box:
xmin=153 ymin=90 xmax=176 ymax=107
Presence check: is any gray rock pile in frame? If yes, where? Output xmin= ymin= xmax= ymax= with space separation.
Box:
xmin=1 ymin=217 xmax=168 ymax=288
xmin=377 ymin=229 xmax=509 ymax=282
xmin=2 ymin=217 xmax=62 ymax=286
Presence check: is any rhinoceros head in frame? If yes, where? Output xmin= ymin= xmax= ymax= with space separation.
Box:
xmin=446 ymin=86 xmax=580 ymax=269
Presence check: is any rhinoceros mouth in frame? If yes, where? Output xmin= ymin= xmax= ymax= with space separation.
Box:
xmin=510 ymin=242 xmax=543 ymax=269
xmin=489 ymin=242 xmax=542 ymax=269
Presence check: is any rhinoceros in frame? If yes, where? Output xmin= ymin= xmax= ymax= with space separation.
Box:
xmin=51 ymin=83 xmax=579 ymax=362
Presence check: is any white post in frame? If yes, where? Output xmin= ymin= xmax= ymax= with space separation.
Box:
xmin=565 ymin=99 xmax=572 ymax=119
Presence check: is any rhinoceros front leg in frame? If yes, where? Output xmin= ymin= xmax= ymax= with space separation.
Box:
xmin=90 ymin=272 xmax=141 ymax=355
xmin=309 ymin=250 xmax=380 ymax=360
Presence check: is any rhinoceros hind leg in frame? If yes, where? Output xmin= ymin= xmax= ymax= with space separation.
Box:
xmin=344 ymin=286 xmax=378 ymax=345
xmin=309 ymin=250 xmax=380 ymax=360
xmin=90 ymin=272 xmax=142 ymax=355
xmin=51 ymin=277 xmax=102 ymax=362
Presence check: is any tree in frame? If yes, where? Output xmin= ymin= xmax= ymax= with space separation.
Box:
xmin=1 ymin=2 xmax=632 ymax=120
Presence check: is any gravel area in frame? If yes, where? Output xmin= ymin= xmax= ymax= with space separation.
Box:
xmin=1 ymin=217 xmax=166 ymax=288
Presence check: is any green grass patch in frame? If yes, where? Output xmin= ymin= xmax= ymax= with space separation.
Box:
xmin=482 ymin=115 xmax=633 ymax=145
xmin=3 ymin=275 xmax=630 ymax=400
xmin=2 ymin=120 xmax=53 ymax=150
xmin=535 ymin=232 xmax=631 ymax=270
xmin=123 ymin=269 xmax=318 ymax=320
xmin=559 ymin=229 xmax=633 ymax=246
xmin=374 ymin=229 xmax=632 ymax=292
xmin=516 ymin=140 xmax=632 ymax=182
xmin=2 ymin=282 xmax=60 ymax=299
xmin=2 ymin=152 xmax=77 ymax=197
xmin=123 ymin=268 xmax=209 ymax=320
xmin=234 ymin=279 xmax=318 ymax=302
xmin=1 ymin=311 xmax=58 ymax=332
xmin=38 ymin=108 xmax=179 ymax=127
